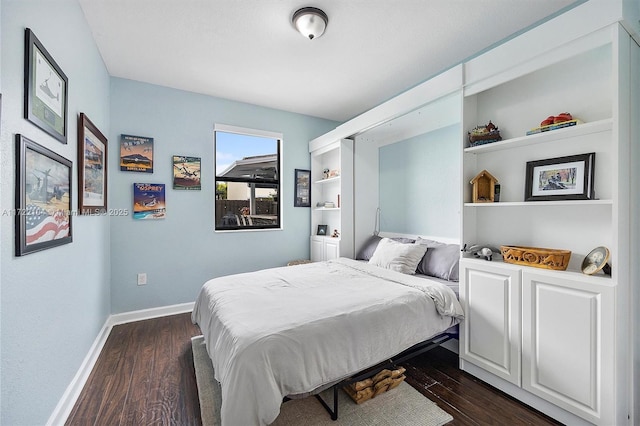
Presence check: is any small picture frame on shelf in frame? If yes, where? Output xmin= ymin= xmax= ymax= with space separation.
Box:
xmin=317 ymin=224 xmax=328 ymax=236
xmin=524 ymin=152 xmax=595 ymax=201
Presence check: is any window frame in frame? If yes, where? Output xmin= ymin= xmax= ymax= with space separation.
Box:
xmin=214 ymin=123 xmax=283 ymax=232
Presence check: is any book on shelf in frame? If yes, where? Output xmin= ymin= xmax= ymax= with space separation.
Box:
xmin=526 ymin=119 xmax=582 ymax=135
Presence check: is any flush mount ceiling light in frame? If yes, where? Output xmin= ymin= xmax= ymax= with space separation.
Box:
xmin=292 ymin=7 xmax=328 ymax=40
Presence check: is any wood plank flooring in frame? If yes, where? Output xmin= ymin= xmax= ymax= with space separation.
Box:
xmin=66 ymin=313 xmax=562 ymax=425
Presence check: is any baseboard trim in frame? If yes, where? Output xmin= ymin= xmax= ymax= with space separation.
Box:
xmin=47 ymin=301 xmax=195 ymax=425
xmin=46 ymin=321 xmax=112 ymax=426
xmin=108 ymin=302 xmax=195 ymax=326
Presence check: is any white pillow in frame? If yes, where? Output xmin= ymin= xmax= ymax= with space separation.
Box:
xmin=368 ymin=238 xmax=428 ymax=274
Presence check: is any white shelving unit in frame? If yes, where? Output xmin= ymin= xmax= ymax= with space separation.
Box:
xmin=309 ymin=139 xmax=354 ymax=262
xmin=459 ymin=19 xmax=637 ymax=426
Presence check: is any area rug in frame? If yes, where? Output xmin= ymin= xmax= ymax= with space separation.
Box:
xmin=192 ymin=335 xmax=452 ymax=426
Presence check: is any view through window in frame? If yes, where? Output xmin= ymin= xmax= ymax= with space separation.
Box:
xmin=214 ymin=125 xmax=281 ymax=230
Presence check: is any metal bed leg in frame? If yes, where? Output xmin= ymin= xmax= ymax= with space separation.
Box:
xmin=314 ymin=384 xmax=339 ymax=420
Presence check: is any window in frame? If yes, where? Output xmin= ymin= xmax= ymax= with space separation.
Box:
xmin=214 ymin=124 xmax=281 ymax=231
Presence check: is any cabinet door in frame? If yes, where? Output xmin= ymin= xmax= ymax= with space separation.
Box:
xmin=324 ymin=239 xmax=339 ymax=260
xmin=522 ymin=272 xmax=614 ymax=424
xmin=460 ymin=260 xmax=522 ymax=386
xmin=310 ymin=237 xmax=323 ymax=262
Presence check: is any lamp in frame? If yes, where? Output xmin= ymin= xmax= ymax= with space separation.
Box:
xmin=292 ymin=7 xmax=328 ymax=40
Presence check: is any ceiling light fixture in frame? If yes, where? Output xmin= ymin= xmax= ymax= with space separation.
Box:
xmin=292 ymin=7 xmax=328 ymax=40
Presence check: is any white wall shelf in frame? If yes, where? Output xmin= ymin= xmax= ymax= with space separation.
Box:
xmin=464 ymin=118 xmax=613 ymax=154
xmin=464 ymin=199 xmax=613 ymax=207
xmin=314 ymin=176 xmax=341 ymax=185
xmin=314 ymin=207 xmax=340 ymax=211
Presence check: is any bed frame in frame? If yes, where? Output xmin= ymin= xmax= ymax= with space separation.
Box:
xmin=296 ymin=330 xmax=458 ymax=421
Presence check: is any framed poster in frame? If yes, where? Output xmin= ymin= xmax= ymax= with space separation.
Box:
xmin=173 ymin=155 xmax=201 ymax=190
xmin=78 ymin=113 xmax=108 ymax=214
xmin=120 ymin=134 xmax=153 ymax=173
xmin=15 ymin=134 xmax=72 ymax=255
xmin=133 ymin=183 xmax=166 ymax=219
xmin=525 ymin=152 xmax=595 ymax=201
xmin=24 ymin=28 xmax=68 ymax=143
xmin=294 ymin=169 xmax=310 ymax=207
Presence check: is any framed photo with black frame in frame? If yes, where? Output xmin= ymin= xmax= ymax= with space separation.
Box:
xmin=317 ymin=224 xmax=328 ymax=236
xmin=294 ymin=169 xmax=311 ymax=207
xmin=78 ymin=113 xmax=108 ymax=214
xmin=15 ymin=134 xmax=72 ymax=256
xmin=524 ymin=152 xmax=595 ymax=202
xmin=24 ymin=28 xmax=68 ymax=144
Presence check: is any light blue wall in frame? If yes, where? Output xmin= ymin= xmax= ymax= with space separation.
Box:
xmin=109 ymin=78 xmax=338 ymax=313
xmin=0 ymin=0 xmax=111 ymax=424
xmin=379 ymin=124 xmax=460 ymax=238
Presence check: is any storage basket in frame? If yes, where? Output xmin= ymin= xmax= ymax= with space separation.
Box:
xmin=500 ymin=245 xmax=571 ymax=271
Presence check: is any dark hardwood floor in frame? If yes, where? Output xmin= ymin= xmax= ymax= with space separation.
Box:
xmin=66 ymin=313 xmax=562 ymax=425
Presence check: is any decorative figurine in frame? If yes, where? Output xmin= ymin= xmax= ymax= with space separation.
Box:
xmin=332 ymin=229 xmax=340 ymax=238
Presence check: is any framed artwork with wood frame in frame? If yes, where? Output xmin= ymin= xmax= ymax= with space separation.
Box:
xmin=15 ymin=134 xmax=72 ymax=256
xmin=24 ymin=28 xmax=68 ymax=144
xmin=78 ymin=113 xmax=108 ymax=214
xmin=524 ymin=152 xmax=595 ymax=201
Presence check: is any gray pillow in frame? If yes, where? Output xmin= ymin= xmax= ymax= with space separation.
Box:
xmin=415 ymin=238 xmax=460 ymax=281
xmin=355 ymin=235 xmax=416 ymax=260
xmin=356 ymin=235 xmax=382 ymax=260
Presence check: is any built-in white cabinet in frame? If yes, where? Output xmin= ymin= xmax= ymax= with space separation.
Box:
xmin=522 ymin=269 xmax=615 ymax=424
xmin=460 ymin=258 xmax=615 ymax=424
xmin=309 ymin=139 xmax=354 ymax=261
xmin=459 ymin=18 xmax=637 ymax=426
xmin=310 ymin=235 xmax=339 ymax=262
xmin=459 ymin=259 xmax=521 ymax=386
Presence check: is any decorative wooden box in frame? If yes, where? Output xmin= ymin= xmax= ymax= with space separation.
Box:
xmin=500 ymin=245 xmax=571 ymax=271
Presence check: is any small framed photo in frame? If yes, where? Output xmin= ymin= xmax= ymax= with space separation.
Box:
xmin=317 ymin=224 xmax=328 ymax=236
xmin=15 ymin=134 xmax=72 ymax=256
xmin=24 ymin=28 xmax=68 ymax=143
xmin=294 ymin=169 xmax=310 ymax=207
xmin=525 ymin=152 xmax=595 ymax=201
xmin=78 ymin=113 xmax=108 ymax=214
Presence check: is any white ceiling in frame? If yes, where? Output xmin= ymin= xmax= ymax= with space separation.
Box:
xmin=78 ymin=0 xmax=579 ymax=123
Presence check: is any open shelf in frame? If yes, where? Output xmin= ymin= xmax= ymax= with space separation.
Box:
xmin=314 ymin=176 xmax=341 ymax=185
xmin=464 ymin=119 xmax=613 ymax=154
xmin=464 ymin=199 xmax=613 ymax=207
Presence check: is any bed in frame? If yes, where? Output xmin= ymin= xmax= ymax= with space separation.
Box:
xmin=192 ymin=237 xmax=464 ymax=426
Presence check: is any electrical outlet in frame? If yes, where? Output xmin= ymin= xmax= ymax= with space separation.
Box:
xmin=137 ymin=273 xmax=147 ymax=286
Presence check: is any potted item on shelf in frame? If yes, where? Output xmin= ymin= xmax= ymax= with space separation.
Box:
xmin=526 ymin=112 xmax=583 ymax=135
xmin=500 ymin=245 xmax=571 ymax=271
xmin=468 ymin=121 xmax=502 ymax=147
xmin=470 ymin=170 xmax=498 ymax=203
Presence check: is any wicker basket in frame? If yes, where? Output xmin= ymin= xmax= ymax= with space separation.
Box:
xmin=500 ymin=245 xmax=571 ymax=271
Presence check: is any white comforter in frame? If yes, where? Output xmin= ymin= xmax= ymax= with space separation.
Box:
xmin=191 ymin=258 xmax=464 ymax=426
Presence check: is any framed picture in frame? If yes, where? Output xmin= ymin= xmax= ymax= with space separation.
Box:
xmin=24 ymin=28 xmax=68 ymax=144
xmin=78 ymin=113 xmax=108 ymax=214
xmin=133 ymin=183 xmax=166 ymax=220
xmin=294 ymin=169 xmax=310 ymax=207
xmin=317 ymin=224 xmax=328 ymax=236
xmin=173 ymin=155 xmax=201 ymax=190
xmin=15 ymin=134 xmax=72 ymax=256
xmin=525 ymin=152 xmax=595 ymax=201
xmin=120 ymin=134 xmax=154 ymax=173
